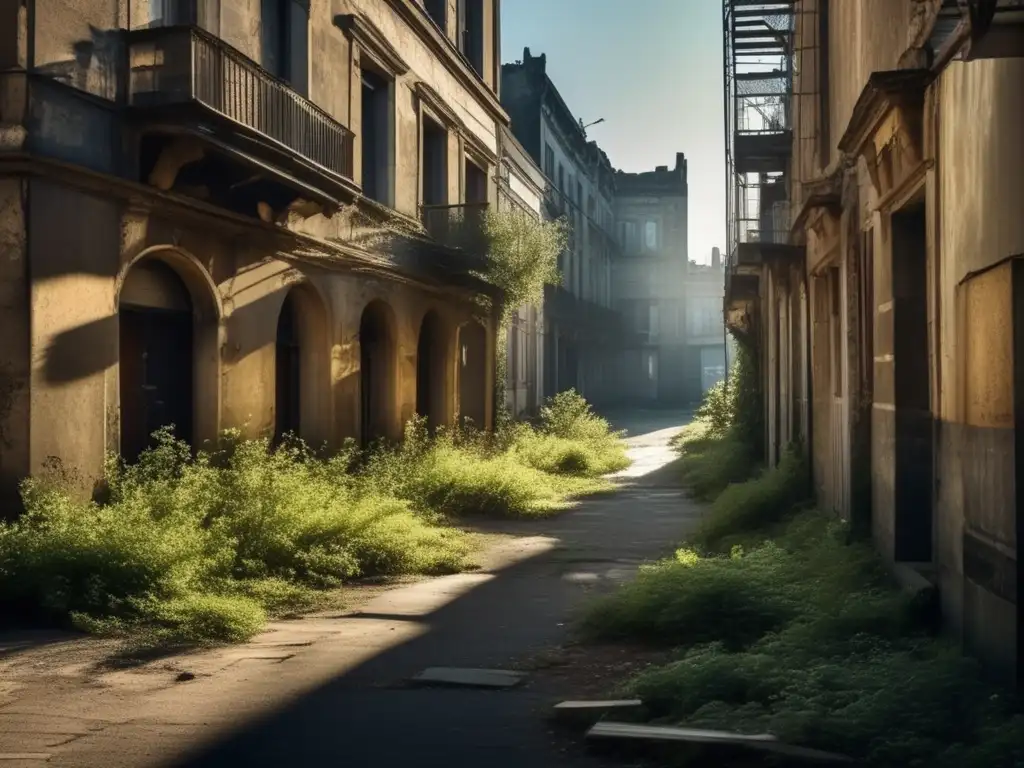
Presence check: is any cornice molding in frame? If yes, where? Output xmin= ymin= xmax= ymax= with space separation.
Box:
xmin=379 ymin=0 xmax=509 ymax=125
xmin=334 ymin=13 xmax=410 ymax=77
xmin=415 ymin=81 xmax=461 ymax=129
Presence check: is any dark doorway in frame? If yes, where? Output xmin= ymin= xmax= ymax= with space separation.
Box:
xmin=360 ymin=301 xmax=396 ymax=447
xmin=464 ymin=157 xmax=487 ymax=205
xmin=422 ymin=116 xmax=448 ymax=207
xmin=119 ymin=260 xmax=194 ymax=462
xmin=891 ymin=201 xmax=932 ymax=562
xmin=416 ymin=311 xmax=447 ymax=431
xmin=458 ymin=320 xmax=487 ymax=429
xmin=275 ymin=292 xmax=301 ymax=444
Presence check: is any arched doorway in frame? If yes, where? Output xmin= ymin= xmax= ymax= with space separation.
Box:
xmin=359 ymin=300 xmax=397 ymax=446
xmin=458 ymin=320 xmax=487 ymax=429
xmin=119 ymin=258 xmax=195 ymax=461
xmin=416 ymin=311 xmax=449 ymax=431
xmin=274 ymin=292 xmax=301 ymax=444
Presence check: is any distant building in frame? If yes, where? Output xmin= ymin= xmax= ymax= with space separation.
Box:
xmin=501 ymin=49 xmax=624 ymax=406
xmin=612 ymin=157 xmax=726 ymax=405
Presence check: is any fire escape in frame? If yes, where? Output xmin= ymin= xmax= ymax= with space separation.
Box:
xmin=722 ymin=0 xmax=800 ymax=340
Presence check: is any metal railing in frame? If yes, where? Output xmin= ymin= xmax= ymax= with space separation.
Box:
xmin=420 ymin=202 xmax=489 ymax=252
xmin=128 ymin=25 xmax=355 ymax=180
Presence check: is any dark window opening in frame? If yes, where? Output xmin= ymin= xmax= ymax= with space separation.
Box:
xmin=425 ymin=0 xmax=446 ymax=31
xmin=422 ymin=116 xmax=448 ymax=206
xmin=459 ymin=0 xmax=484 ymax=77
xmin=817 ymin=0 xmax=831 ymax=169
xmin=891 ymin=202 xmax=932 ymax=562
xmin=261 ymin=0 xmax=309 ymax=95
xmin=361 ymin=68 xmax=391 ymax=205
xmin=465 ymin=157 xmax=487 ymax=204
xmin=274 ymin=293 xmax=301 ymax=445
xmin=544 ymin=144 xmax=555 ymax=177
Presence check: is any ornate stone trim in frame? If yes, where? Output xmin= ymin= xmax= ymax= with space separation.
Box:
xmin=837 ymin=70 xmax=933 ymax=201
xmin=334 ymin=13 xmax=410 ymax=78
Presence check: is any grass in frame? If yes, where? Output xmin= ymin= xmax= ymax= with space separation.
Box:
xmin=581 ymin=423 xmax=1024 ymax=767
xmin=0 ymin=391 xmax=627 ymax=646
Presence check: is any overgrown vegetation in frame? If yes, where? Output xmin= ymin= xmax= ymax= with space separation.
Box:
xmin=0 ymin=391 xmax=625 ymax=646
xmin=580 ymin=336 xmax=1024 ymax=767
xmin=673 ymin=340 xmax=763 ymax=500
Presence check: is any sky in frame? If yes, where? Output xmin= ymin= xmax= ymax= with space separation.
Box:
xmin=501 ymin=0 xmax=725 ymax=264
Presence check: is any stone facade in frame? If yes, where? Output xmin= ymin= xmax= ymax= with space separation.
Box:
xmin=724 ymin=0 xmax=1024 ymax=681
xmin=0 ymin=0 xmax=506 ymax=507
xmin=501 ymin=48 xmax=623 ymax=407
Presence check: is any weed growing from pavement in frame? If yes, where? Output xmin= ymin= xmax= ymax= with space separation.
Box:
xmin=0 ymin=392 xmax=625 ymax=645
xmin=581 ymin=392 xmax=1024 ymax=766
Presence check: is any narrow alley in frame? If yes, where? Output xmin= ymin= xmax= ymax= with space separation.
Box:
xmin=0 ymin=410 xmax=700 ymax=768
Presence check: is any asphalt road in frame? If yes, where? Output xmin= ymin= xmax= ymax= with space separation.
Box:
xmin=0 ymin=409 xmax=701 ymax=768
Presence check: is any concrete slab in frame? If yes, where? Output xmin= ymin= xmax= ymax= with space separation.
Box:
xmin=410 ymin=667 xmax=525 ymax=689
xmin=553 ymin=700 xmax=644 ymax=729
xmin=587 ymin=722 xmax=777 ymax=746
xmin=587 ymin=722 xmax=854 ymax=763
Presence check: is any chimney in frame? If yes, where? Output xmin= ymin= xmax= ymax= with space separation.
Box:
xmin=655 ymin=165 xmax=668 ymax=173
xmin=675 ymin=152 xmax=687 ymax=183
xmin=712 ymin=247 xmax=721 ymax=268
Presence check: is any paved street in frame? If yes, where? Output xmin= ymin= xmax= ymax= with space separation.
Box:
xmin=0 ymin=410 xmax=701 ymax=768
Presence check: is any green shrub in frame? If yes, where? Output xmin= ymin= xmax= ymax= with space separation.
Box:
xmin=0 ymin=430 xmax=471 ymax=644
xmin=0 ymin=392 xmax=625 ymax=644
xmin=676 ymin=422 xmax=757 ymax=501
xmin=582 ymin=509 xmax=1024 ymax=767
xmin=692 ymin=446 xmax=809 ymax=551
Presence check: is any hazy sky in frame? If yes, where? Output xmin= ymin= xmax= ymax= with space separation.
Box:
xmin=501 ymin=0 xmax=725 ymax=264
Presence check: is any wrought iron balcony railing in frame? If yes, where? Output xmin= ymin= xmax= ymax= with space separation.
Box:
xmin=420 ymin=202 xmax=490 ymax=252
xmin=128 ymin=25 xmax=355 ymax=181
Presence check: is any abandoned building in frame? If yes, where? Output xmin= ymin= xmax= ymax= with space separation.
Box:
xmin=0 ymin=0 xmax=509 ymax=506
xmin=614 ymin=158 xmax=727 ymax=405
xmin=501 ymin=48 xmax=624 ymax=407
xmin=723 ymin=0 xmax=1024 ymax=680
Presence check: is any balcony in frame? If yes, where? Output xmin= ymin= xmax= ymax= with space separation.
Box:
xmin=421 ymin=202 xmax=490 ymax=253
xmin=127 ymin=25 xmax=356 ymax=202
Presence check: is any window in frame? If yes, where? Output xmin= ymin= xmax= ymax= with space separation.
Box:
xmin=620 ymin=221 xmax=637 ymax=251
xmin=425 ymin=0 xmax=446 ymax=31
xmin=649 ymin=303 xmax=660 ymax=338
xmin=458 ymin=0 xmax=484 ymax=77
xmin=361 ymin=67 xmax=393 ymax=205
xmin=422 ymin=115 xmax=447 ymax=206
xmin=818 ymin=0 xmax=831 ymax=169
xmin=576 ymin=180 xmax=582 ymax=206
xmin=557 ymin=164 xmax=564 ymax=193
xmin=544 ymin=144 xmax=555 ymax=177
xmin=261 ymin=0 xmax=309 ymax=95
xmin=465 ymin=156 xmax=487 ymax=204
xmin=644 ymin=220 xmax=658 ymax=251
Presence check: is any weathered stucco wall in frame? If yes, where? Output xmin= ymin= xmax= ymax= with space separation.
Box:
xmin=935 ymin=57 xmax=1024 ymax=677
xmin=0 ymin=179 xmax=28 ymax=511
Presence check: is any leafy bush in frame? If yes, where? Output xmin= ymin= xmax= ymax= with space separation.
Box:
xmin=0 ymin=392 xmax=626 ymax=644
xmin=361 ymin=416 xmax=614 ymax=519
xmin=692 ymin=445 xmax=809 ymax=552
xmin=675 ymin=421 xmax=757 ymax=501
xmin=583 ymin=507 xmax=1024 ymax=767
xmin=512 ymin=390 xmax=629 ymax=476
xmin=0 ymin=429 xmax=471 ymax=643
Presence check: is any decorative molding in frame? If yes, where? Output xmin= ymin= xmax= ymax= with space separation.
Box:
xmin=837 ymin=70 xmax=932 ymax=200
xmin=415 ymin=81 xmax=461 ymax=129
xmin=334 ymin=13 xmax=410 ymax=78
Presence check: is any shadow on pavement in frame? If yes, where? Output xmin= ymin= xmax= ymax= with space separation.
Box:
xmin=154 ymin=412 xmax=699 ymax=768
